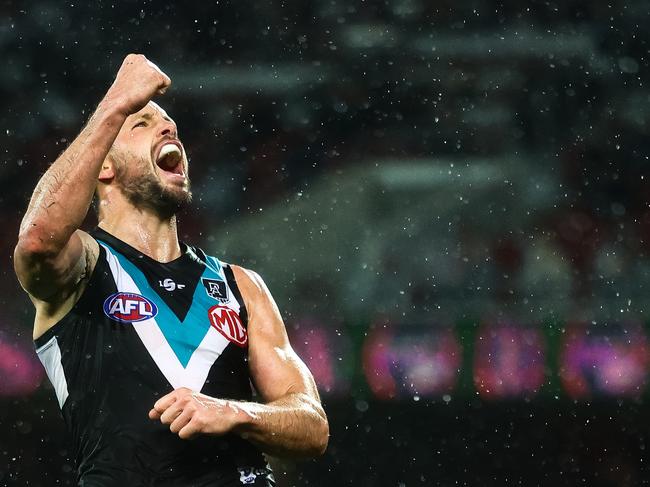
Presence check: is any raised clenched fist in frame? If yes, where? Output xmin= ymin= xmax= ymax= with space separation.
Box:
xmin=104 ymin=54 xmax=171 ymax=116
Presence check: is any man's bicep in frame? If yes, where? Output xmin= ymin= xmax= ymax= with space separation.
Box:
xmin=234 ymin=267 xmax=320 ymax=403
xmin=14 ymin=230 xmax=99 ymax=301
xmin=249 ymin=332 xmax=321 ymax=403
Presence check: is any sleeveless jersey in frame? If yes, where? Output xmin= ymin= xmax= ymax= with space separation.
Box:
xmin=34 ymin=228 xmax=275 ymax=486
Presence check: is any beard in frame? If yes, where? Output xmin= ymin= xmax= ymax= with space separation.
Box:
xmin=115 ymin=163 xmax=192 ymax=218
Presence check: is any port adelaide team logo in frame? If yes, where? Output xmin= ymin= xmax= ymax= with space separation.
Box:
xmin=201 ymin=278 xmax=229 ymax=303
xmin=103 ymin=292 xmax=158 ymax=323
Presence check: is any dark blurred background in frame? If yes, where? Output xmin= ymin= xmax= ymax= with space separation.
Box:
xmin=2 ymin=0 xmax=650 ymax=485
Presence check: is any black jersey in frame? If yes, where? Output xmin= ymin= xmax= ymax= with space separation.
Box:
xmin=34 ymin=228 xmax=274 ymax=486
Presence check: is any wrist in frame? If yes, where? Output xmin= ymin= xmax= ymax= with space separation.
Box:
xmin=228 ymin=401 xmax=258 ymax=437
xmin=96 ymin=92 xmax=133 ymax=121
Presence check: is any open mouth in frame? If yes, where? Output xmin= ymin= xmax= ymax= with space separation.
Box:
xmin=156 ymin=143 xmax=185 ymax=176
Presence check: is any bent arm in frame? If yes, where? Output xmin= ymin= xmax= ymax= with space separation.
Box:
xmin=233 ymin=266 xmax=328 ymax=457
xmin=14 ymin=104 xmax=125 ymax=299
xmin=14 ymin=54 xmax=169 ymax=301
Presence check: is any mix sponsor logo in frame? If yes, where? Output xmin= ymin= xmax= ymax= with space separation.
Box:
xmin=208 ymin=305 xmax=247 ymax=347
xmin=103 ymin=292 xmax=158 ymax=323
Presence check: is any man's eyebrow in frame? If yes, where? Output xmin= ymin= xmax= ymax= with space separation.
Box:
xmin=133 ymin=112 xmax=173 ymax=124
xmin=131 ymin=112 xmax=153 ymax=124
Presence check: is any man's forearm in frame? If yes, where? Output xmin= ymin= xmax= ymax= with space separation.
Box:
xmin=231 ymin=393 xmax=329 ymax=457
xmin=18 ymin=100 xmax=126 ymax=253
xmin=150 ymin=388 xmax=329 ymax=458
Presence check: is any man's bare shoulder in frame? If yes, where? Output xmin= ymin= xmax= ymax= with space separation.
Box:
xmin=229 ymin=264 xmax=263 ymax=289
xmin=30 ymin=230 xmax=100 ymax=340
xmin=228 ymin=264 xmax=274 ymax=305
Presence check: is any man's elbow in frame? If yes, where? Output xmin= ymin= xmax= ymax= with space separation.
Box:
xmin=16 ymin=228 xmax=59 ymax=261
xmin=306 ymin=411 xmax=329 ymax=457
xmin=13 ymin=231 xmax=68 ymax=298
xmin=313 ymin=416 xmax=329 ymax=456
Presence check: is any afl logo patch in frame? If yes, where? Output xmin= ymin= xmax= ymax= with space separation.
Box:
xmin=208 ymin=305 xmax=247 ymax=347
xmin=103 ymin=292 xmax=158 ymax=323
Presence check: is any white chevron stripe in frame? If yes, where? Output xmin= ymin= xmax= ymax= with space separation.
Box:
xmin=36 ymin=336 xmax=69 ymax=409
xmin=101 ymin=244 xmax=229 ymax=391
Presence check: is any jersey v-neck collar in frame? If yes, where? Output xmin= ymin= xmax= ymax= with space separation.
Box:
xmin=92 ymin=227 xmax=190 ymax=267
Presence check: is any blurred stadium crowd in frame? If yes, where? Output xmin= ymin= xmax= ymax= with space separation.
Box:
xmin=2 ymin=0 xmax=650 ymax=485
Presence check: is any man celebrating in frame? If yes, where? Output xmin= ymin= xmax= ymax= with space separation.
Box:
xmin=14 ymin=54 xmax=328 ymax=486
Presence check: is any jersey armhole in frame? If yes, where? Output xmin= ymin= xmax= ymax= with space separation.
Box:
xmin=223 ymin=264 xmax=249 ymax=329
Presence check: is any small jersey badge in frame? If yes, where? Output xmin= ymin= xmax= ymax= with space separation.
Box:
xmin=202 ymin=277 xmax=229 ymax=302
xmin=237 ymin=467 xmax=270 ymax=485
xmin=239 ymin=467 xmax=256 ymax=485
xmin=103 ymin=292 xmax=158 ymax=323
xmin=158 ymin=278 xmax=185 ymax=291
xmin=208 ymin=305 xmax=247 ymax=347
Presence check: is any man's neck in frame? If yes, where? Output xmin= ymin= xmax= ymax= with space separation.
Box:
xmin=98 ymin=206 xmax=182 ymax=263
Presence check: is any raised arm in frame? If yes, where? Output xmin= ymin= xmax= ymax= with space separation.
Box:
xmin=14 ymin=54 xmax=170 ymax=301
xmin=149 ymin=266 xmax=329 ymax=458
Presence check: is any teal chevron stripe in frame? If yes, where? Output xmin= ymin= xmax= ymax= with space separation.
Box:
xmin=99 ymin=240 xmax=227 ymax=368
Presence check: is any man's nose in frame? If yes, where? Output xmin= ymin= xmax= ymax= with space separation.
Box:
xmin=158 ymin=120 xmax=177 ymax=138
